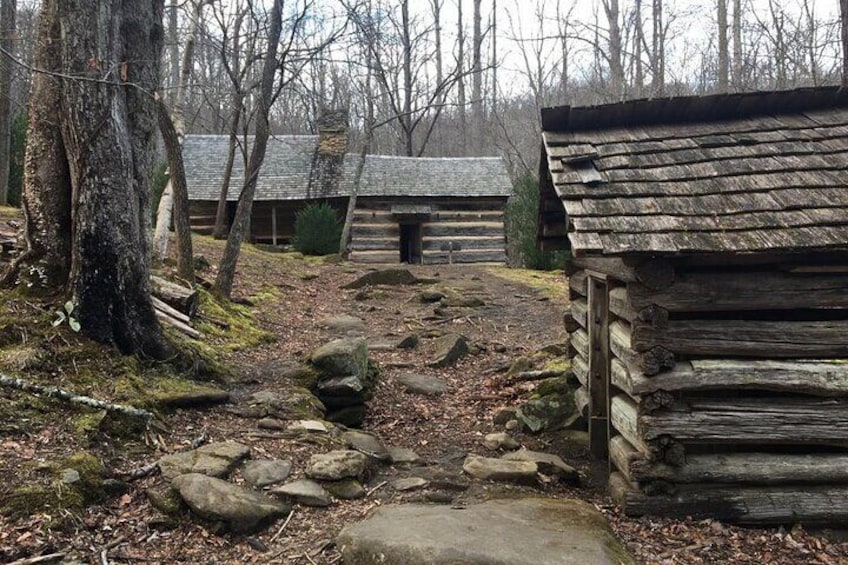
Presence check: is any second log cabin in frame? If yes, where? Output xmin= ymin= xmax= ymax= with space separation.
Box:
xmin=539 ymin=86 xmax=848 ymax=526
xmin=183 ymin=111 xmax=512 ymax=265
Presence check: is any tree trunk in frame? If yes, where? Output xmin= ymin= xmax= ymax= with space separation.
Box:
xmin=604 ymin=0 xmax=624 ymax=100
xmin=717 ymin=0 xmax=729 ymax=92
xmin=0 ymin=0 xmax=16 ymax=206
xmin=732 ymin=0 xmax=742 ymax=89
xmin=634 ymin=0 xmax=644 ymax=97
xmin=401 ymin=0 xmax=413 ymax=156
xmin=3 ymin=0 xmax=70 ymax=289
xmin=842 ymin=0 xmax=848 ymax=86
xmin=214 ymin=0 xmax=284 ymax=299
xmin=471 ymin=0 xmax=482 ymax=154
xmin=17 ymin=0 xmax=168 ymax=357
xmin=457 ymin=0 xmax=467 ymax=154
xmin=156 ymin=97 xmax=193 ymax=281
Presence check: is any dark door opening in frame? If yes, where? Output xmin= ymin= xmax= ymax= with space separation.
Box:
xmin=399 ymin=223 xmax=422 ymax=264
xmin=226 ymin=201 xmax=238 ymax=233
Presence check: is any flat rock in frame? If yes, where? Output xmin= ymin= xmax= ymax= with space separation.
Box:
xmin=336 ymin=498 xmax=634 ymax=565
xmin=428 ymin=334 xmax=469 ymax=368
xmin=323 ymin=479 xmax=366 ymax=500
xmin=342 ymin=269 xmax=420 ymax=289
xmin=391 ymin=477 xmax=429 ymax=492
xmin=309 ymin=338 xmax=369 ymax=379
xmin=234 ymin=389 xmax=325 ymax=420
xmin=271 ymin=479 xmax=332 ymax=507
xmin=242 ymin=459 xmax=293 ymax=488
xmin=482 ymin=432 xmax=519 ymax=451
xmin=502 ymin=449 xmax=578 ymax=482
xmin=320 ymin=315 xmax=366 ymax=337
xmin=306 ymin=450 xmax=368 ymax=481
xmin=158 ymin=441 xmax=251 ymax=481
xmin=154 ymin=386 xmax=231 ymax=409
xmin=387 ymin=447 xmax=421 ymax=465
xmin=286 ymin=420 xmax=329 ymax=433
xmin=397 ymin=373 xmax=447 ymax=395
xmin=462 ymin=455 xmax=537 ymax=483
xmin=395 ymin=334 xmax=419 ymax=349
xmin=316 ymin=376 xmax=365 ymax=403
xmin=342 ymin=430 xmax=390 ymax=462
xmin=172 ymin=473 xmax=290 ymax=534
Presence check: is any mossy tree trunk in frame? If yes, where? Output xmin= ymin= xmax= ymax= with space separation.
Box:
xmin=8 ymin=0 xmax=168 ymax=358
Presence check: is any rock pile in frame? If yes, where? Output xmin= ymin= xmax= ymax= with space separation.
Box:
xmin=308 ymin=337 xmax=379 ymax=427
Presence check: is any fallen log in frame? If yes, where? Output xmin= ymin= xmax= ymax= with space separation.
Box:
xmin=151 ymin=275 xmax=199 ymax=317
xmin=0 ymin=374 xmax=154 ymax=420
xmin=154 ymin=308 xmax=202 ymax=340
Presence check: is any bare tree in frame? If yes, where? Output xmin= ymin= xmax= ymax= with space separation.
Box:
xmin=471 ymin=0 xmax=483 ymax=154
xmin=650 ymin=0 xmax=664 ymax=96
xmin=0 ymin=0 xmax=15 ymax=205
xmin=602 ymin=0 xmax=625 ymax=100
xmin=718 ymin=0 xmax=729 ymax=92
xmin=457 ymin=0 xmax=467 ymax=153
xmin=732 ymin=0 xmax=743 ymax=89
xmin=841 ymin=0 xmax=848 ymax=86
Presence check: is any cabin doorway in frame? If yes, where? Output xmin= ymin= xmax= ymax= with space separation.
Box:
xmin=587 ymin=276 xmax=611 ymax=459
xmin=399 ymin=223 xmax=423 ymax=264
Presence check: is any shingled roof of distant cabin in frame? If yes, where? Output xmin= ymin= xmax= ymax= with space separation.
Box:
xmin=182 ymin=135 xmax=514 ymax=201
xmin=539 ymin=86 xmax=848 ymax=255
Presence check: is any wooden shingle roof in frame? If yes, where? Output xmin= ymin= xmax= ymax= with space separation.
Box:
xmin=540 ymin=86 xmax=848 ymax=256
xmin=183 ymin=135 xmax=513 ymax=201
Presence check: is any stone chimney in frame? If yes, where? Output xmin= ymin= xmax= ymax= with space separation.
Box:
xmin=316 ymin=109 xmax=349 ymax=157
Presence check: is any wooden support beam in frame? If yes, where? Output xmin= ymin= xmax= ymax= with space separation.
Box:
xmin=610 ymin=320 xmax=675 ymax=376
xmin=630 ymin=452 xmax=848 ymax=485
xmin=640 ymin=396 xmax=848 ymax=446
xmin=613 ymin=479 xmax=848 ymax=525
xmin=588 ymin=277 xmax=610 ymax=458
xmin=629 ymin=271 xmax=848 ymax=312
xmin=631 ymin=319 xmax=848 ymax=358
xmin=627 ymin=358 xmax=848 ymax=397
xmin=271 ymin=205 xmax=277 ymax=247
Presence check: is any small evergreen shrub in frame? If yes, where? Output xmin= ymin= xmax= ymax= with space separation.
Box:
xmin=505 ymin=173 xmax=570 ymax=271
xmin=292 ymin=201 xmax=342 ymax=255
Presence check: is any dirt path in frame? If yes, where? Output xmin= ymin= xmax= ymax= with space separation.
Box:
xmin=2 ymin=239 xmax=847 ymax=564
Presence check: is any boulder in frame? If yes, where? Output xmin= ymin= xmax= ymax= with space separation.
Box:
xmin=286 ymin=420 xmax=329 ymax=433
xmin=323 ymin=479 xmax=366 ymax=500
xmin=501 ymin=450 xmax=578 ymax=483
xmin=418 ymin=289 xmax=446 ymax=303
xmin=342 ymin=269 xmax=421 ymax=289
xmin=441 ymin=291 xmax=485 ymax=308
xmin=396 ymin=373 xmax=447 ymax=396
xmin=242 ymin=459 xmax=293 ymax=488
xmin=306 ymin=450 xmax=368 ymax=481
xmin=342 ymin=430 xmax=390 ymax=462
xmin=462 ymin=455 xmax=537 ymax=483
xmin=171 ymin=474 xmax=290 ymax=534
xmin=429 ymin=334 xmax=469 ymax=368
xmin=515 ymin=394 xmax=577 ymax=434
xmin=316 ymin=376 xmax=366 ymax=407
xmin=158 ymin=441 xmax=251 ymax=481
xmin=395 ymin=334 xmax=419 ymax=349
xmin=492 ymin=407 xmax=518 ymax=425
xmin=309 ymin=338 xmax=369 ymax=379
xmin=271 ymin=480 xmax=332 ymax=507
xmin=482 ymin=432 xmax=519 ymax=451
xmin=336 ymin=498 xmax=635 ymax=565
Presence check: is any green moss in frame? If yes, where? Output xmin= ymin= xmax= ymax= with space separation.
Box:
xmin=194 ymin=289 xmax=275 ymax=352
xmin=248 ymin=284 xmax=283 ymax=305
xmin=1 ymin=452 xmax=105 ymax=518
xmin=543 ymin=359 xmax=571 ymax=373
xmin=486 ymin=266 xmax=567 ymax=300
xmin=72 ymin=411 xmax=107 ymax=438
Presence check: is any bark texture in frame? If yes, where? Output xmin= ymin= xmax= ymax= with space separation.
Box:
xmin=0 ymin=0 xmax=15 ymax=205
xmin=13 ymin=0 xmax=167 ymax=357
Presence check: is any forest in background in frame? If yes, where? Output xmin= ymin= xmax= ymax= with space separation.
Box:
xmin=0 ymin=0 xmax=842 ymax=204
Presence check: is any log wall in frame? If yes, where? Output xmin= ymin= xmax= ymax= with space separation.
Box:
xmin=566 ymin=254 xmax=848 ymax=525
xmin=348 ymin=197 xmax=508 ymax=265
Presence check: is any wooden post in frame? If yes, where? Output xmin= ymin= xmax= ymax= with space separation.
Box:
xmin=272 ymin=205 xmax=277 ymax=246
xmin=588 ymin=276 xmax=610 ymax=459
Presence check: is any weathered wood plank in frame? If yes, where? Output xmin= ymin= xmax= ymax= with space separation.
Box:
xmin=630 ymin=452 xmax=848 ymax=485
xmin=616 ymin=482 xmax=848 ymax=525
xmin=571 ymin=298 xmax=588 ymax=329
xmin=610 ymin=394 xmax=650 ymax=456
xmin=631 ymin=319 xmax=848 ymax=358
xmin=575 ymin=385 xmax=589 ymax=418
xmin=640 ymin=396 xmax=848 ymax=445
xmin=610 ymin=320 xmax=675 ymax=377
xmin=569 ymin=270 xmax=588 ymax=297
xmin=572 ymin=354 xmax=589 ymax=388
xmin=569 ymin=328 xmax=589 ymax=360
xmin=573 ymin=257 xmax=675 ymax=289
xmin=629 ymin=359 xmax=848 ymax=397
xmin=628 ymin=271 xmax=848 ymax=312
xmin=609 ymin=435 xmax=642 ymax=483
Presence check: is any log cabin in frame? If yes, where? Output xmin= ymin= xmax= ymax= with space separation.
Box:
xmin=183 ymin=112 xmax=513 ymax=265
xmin=538 ymin=86 xmax=848 ymax=526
